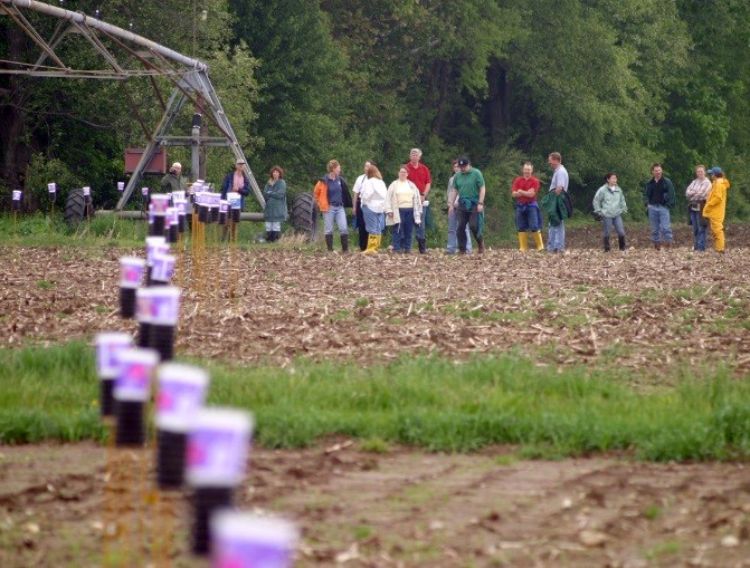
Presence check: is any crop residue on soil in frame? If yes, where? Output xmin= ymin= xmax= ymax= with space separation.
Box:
xmin=1 ymin=240 xmax=749 ymax=374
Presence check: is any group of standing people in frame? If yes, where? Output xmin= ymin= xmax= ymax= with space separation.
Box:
xmin=211 ymin=148 xmax=730 ymax=255
xmin=314 ymin=149 xmax=487 ymax=254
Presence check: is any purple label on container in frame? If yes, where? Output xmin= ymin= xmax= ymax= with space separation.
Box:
xmin=151 ymin=195 xmax=170 ymax=215
xmin=147 ymin=243 xmax=170 ymax=265
xmin=136 ymin=293 xmax=152 ymax=322
xmin=150 ymin=293 xmax=179 ymax=325
xmin=116 ymin=361 xmax=151 ymax=399
xmin=12 ymin=190 xmax=21 ymax=201
xmin=219 ymin=201 xmax=229 ymax=214
xmin=83 ymin=186 xmax=91 ymax=197
xmin=157 ymin=380 xmax=205 ymax=423
xmin=48 ymin=183 xmax=56 ymax=193
xmin=117 ymin=181 xmax=125 ymax=192
xmin=213 ymin=540 xmax=291 ymax=568
xmin=142 ymin=187 xmax=149 ymax=196
xmin=187 ymin=429 xmax=248 ymax=483
xmin=120 ymin=262 xmax=144 ymax=288
xmin=96 ymin=339 xmax=130 ymax=378
xmin=228 ymin=194 xmax=241 ymax=210
xmin=151 ymin=255 xmax=175 ymax=283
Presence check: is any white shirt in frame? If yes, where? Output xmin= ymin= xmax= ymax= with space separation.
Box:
xmin=360 ymin=178 xmax=387 ymax=213
xmin=353 ymin=174 xmax=367 ymax=194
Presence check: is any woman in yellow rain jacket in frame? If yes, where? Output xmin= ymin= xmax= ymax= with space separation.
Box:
xmin=702 ymin=167 xmax=731 ymax=253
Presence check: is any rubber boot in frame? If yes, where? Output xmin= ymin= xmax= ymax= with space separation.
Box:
xmin=265 ymin=231 xmax=272 ymax=243
xmin=363 ymin=234 xmax=379 ymax=255
xmin=518 ymin=232 xmax=529 ymax=252
xmin=273 ymin=231 xmax=281 ymax=242
xmin=603 ymin=237 xmax=610 ymax=252
xmin=477 ymin=239 xmax=485 ymax=254
xmin=618 ymin=236 xmax=626 ymax=251
xmin=654 ymin=242 xmax=661 ymax=251
xmin=663 ymin=242 xmax=671 ymax=250
xmin=341 ymin=233 xmax=349 ymax=253
xmin=417 ymin=238 xmax=427 ymax=254
xmin=325 ymin=234 xmax=333 ymax=251
xmin=533 ymin=231 xmax=544 ymax=251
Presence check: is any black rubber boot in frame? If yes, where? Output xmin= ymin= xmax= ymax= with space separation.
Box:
xmin=618 ymin=236 xmax=626 ymax=251
xmin=341 ymin=234 xmax=349 ymax=253
xmin=603 ymin=237 xmax=611 ymax=252
xmin=273 ymin=231 xmax=281 ymax=242
xmin=265 ymin=231 xmax=273 ymax=243
xmin=417 ymin=238 xmax=427 ymax=254
xmin=325 ymin=234 xmax=333 ymax=251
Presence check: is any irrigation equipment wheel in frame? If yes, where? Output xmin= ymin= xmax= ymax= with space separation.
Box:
xmin=64 ymin=188 xmax=94 ymax=228
xmin=290 ymin=192 xmax=319 ymax=241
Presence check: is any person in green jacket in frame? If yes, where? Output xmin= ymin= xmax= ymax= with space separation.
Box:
xmin=262 ymin=165 xmax=288 ymax=242
xmin=160 ymin=162 xmax=186 ymax=193
xmin=592 ymin=172 xmax=628 ymax=252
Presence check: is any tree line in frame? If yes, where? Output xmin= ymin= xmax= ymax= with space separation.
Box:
xmin=1 ymin=0 xmax=748 ymax=220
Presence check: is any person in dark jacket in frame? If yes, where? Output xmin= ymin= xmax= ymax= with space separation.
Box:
xmin=221 ymin=159 xmax=251 ymax=208
xmin=160 ymin=162 xmax=186 ymax=193
xmin=643 ymin=163 xmax=676 ymax=250
xmin=313 ymin=159 xmax=353 ymax=252
xmin=262 ymin=165 xmax=288 ymax=242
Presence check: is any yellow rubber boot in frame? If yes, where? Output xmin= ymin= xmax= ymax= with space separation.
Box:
xmin=376 ymin=234 xmax=382 ymax=251
xmin=363 ymin=234 xmax=379 ymax=254
xmin=533 ymin=231 xmax=544 ymax=251
xmin=518 ymin=232 xmax=529 ymax=252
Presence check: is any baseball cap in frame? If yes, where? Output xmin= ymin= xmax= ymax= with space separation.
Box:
xmin=457 ymin=157 xmax=470 ymax=167
xmin=708 ymin=166 xmax=722 ymax=175
xmin=235 ymin=158 xmax=246 ymax=166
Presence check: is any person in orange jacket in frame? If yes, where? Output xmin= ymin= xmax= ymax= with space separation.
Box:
xmin=313 ymin=159 xmax=353 ymax=252
xmin=703 ymin=167 xmax=730 ymax=253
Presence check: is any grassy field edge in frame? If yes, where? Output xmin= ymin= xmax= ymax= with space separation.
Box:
xmin=1 ymin=341 xmax=749 ymax=461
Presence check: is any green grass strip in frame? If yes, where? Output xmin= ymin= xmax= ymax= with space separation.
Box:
xmin=1 ymin=342 xmax=749 ymax=461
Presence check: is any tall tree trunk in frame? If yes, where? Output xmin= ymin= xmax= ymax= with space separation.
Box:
xmin=485 ymin=59 xmax=509 ymax=147
xmin=430 ymin=59 xmax=451 ymax=136
xmin=0 ymin=25 xmax=29 ymax=185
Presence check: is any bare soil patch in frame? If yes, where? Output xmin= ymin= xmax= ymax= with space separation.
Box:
xmin=1 ymin=228 xmax=749 ymax=375
xmin=0 ymin=443 xmax=749 ymax=567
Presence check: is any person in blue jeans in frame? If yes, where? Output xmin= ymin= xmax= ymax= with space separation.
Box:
xmin=385 ymin=166 xmax=423 ymax=253
xmin=445 ymin=160 xmax=472 ymax=254
xmin=643 ymin=163 xmax=676 ymax=250
xmin=546 ymin=152 xmax=569 ymax=253
xmin=685 ymin=164 xmax=712 ymax=252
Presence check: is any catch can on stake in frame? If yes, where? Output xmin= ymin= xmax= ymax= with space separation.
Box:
xmin=147 ymin=286 xmax=180 ymax=362
xmin=113 ymin=348 xmax=160 ymax=447
xmin=145 ymin=236 xmax=169 ymax=286
xmin=155 ymin=364 xmax=210 ymax=489
xmin=210 ymin=512 xmax=298 ymax=568
xmin=228 ymin=192 xmax=241 ymax=224
xmin=150 ymin=253 xmax=176 ymax=286
xmin=95 ymin=333 xmax=133 ymax=418
xmin=136 ymin=287 xmax=154 ymax=348
xmin=119 ymin=256 xmax=146 ymax=318
xmin=219 ymin=200 xmax=228 ymax=225
xmin=165 ymin=207 xmax=179 ymax=243
xmin=151 ymin=194 xmax=171 ymax=236
xmin=187 ymin=408 xmax=254 ymax=556
xmin=12 ymin=190 xmax=22 ymax=212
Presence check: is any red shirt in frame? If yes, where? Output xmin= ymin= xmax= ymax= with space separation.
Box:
xmin=405 ymin=162 xmax=432 ymax=195
xmin=511 ymin=176 xmax=540 ymax=205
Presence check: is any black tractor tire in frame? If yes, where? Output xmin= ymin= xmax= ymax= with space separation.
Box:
xmin=64 ymin=188 xmax=94 ymax=228
xmin=290 ymin=192 xmax=319 ymax=242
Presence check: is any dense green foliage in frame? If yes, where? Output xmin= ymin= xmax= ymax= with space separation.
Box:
xmin=1 ymin=1 xmax=749 ymax=218
xmin=2 ymin=341 xmax=750 ymax=461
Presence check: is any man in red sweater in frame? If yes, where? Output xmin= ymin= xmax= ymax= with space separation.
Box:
xmin=511 ymin=162 xmax=544 ymax=251
xmin=405 ymin=148 xmax=432 ymax=254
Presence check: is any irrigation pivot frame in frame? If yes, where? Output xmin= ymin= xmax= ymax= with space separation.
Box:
xmin=0 ymin=0 xmax=265 ymax=211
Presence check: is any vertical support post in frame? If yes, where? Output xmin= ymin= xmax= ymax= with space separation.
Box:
xmin=191 ymin=113 xmax=201 ymax=183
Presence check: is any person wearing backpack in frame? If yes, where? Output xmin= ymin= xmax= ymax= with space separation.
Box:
xmin=546 ymin=152 xmax=569 ymax=253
